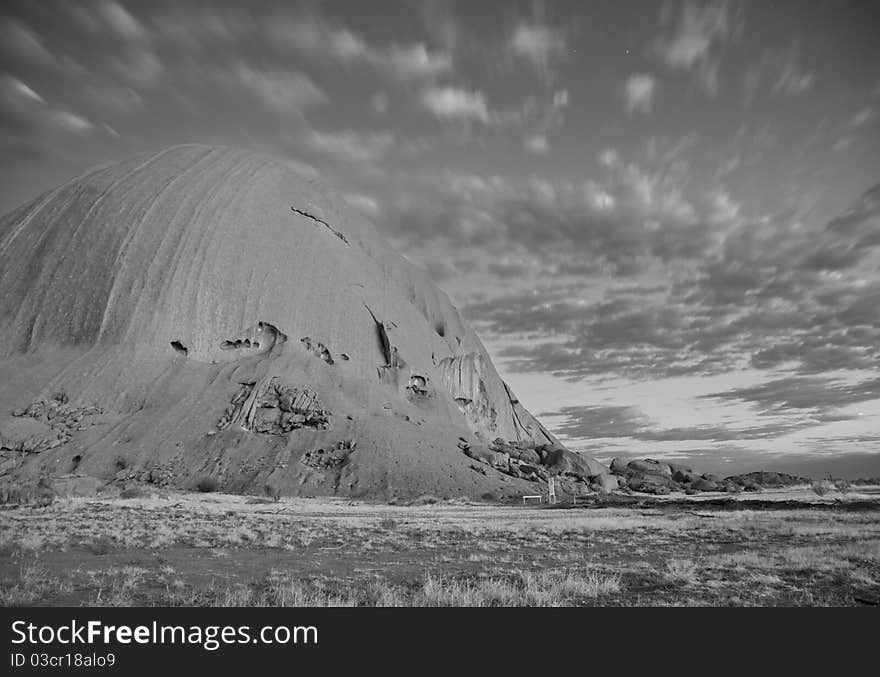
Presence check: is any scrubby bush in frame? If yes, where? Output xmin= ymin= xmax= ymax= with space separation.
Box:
xmin=119 ymin=486 xmax=146 ymax=499
xmin=811 ymin=480 xmax=832 ymax=496
xmin=195 ymin=476 xmax=220 ymax=493
xmin=833 ymin=479 xmax=851 ymax=496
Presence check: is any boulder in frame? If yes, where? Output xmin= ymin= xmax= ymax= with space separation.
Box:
xmin=667 ymin=462 xmax=694 ymax=475
xmin=627 ymin=459 xmax=672 ymax=478
xmin=464 ymin=445 xmax=509 ymax=468
xmin=591 ymin=474 xmax=619 ymax=493
xmin=541 ymin=446 xmax=606 ymax=480
xmin=672 ymin=469 xmax=702 ymax=484
xmin=609 ymin=457 xmax=629 ymax=474
xmin=688 ymin=477 xmax=719 ymax=492
xmin=627 ymin=476 xmax=672 ymax=495
xmin=0 ymin=417 xmax=61 ymax=453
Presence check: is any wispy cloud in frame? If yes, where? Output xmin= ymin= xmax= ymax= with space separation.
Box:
xmin=421 ymin=86 xmax=490 ymax=123
xmin=653 ymin=1 xmax=732 ymax=95
xmin=745 ymin=47 xmax=815 ymax=103
xmin=229 ymin=65 xmax=327 ymax=116
xmin=303 ymin=129 xmax=394 ymax=162
xmin=508 ymin=21 xmax=568 ymax=81
xmin=623 ymin=74 xmax=658 ymax=115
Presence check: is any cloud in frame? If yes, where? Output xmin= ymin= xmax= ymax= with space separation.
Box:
xmin=47 ymin=111 xmax=94 ymax=135
xmin=421 ymin=86 xmax=490 ymax=123
xmin=542 ymin=405 xmax=652 ymax=439
xmin=369 ymin=92 xmax=390 ymax=116
xmin=8 ymin=77 xmax=44 ymax=104
xmin=0 ymin=19 xmax=55 ymax=65
xmin=303 ymin=129 xmax=394 ymax=162
xmin=772 ymin=64 xmax=814 ymax=95
xmin=508 ymin=22 xmax=568 ymax=80
xmin=523 ymin=134 xmax=549 ymax=154
xmin=112 ymin=48 xmax=164 ymax=86
xmin=623 ymin=74 xmax=658 ymax=115
xmin=269 ymin=15 xmax=451 ymax=81
xmin=744 ymin=47 xmax=815 ymax=103
xmin=344 ymin=193 xmax=381 ymax=216
xmin=230 ymin=65 xmax=327 ymax=115
xmin=540 ymin=401 xmax=832 ymax=446
xmin=100 ymin=1 xmax=148 ymax=41
xmin=427 ymin=177 xmax=880 ymax=384
xmin=701 ymin=376 xmax=880 ymax=414
xmin=0 ymin=74 xmax=93 ymax=137
xmin=850 ymin=108 xmax=875 ymax=128
xmin=383 ymin=43 xmax=452 ymax=80
xmin=653 ymin=1 xmax=731 ymax=95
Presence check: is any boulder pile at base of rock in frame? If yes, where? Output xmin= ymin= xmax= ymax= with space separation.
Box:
xmin=460 ymin=437 xmax=610 ymax=491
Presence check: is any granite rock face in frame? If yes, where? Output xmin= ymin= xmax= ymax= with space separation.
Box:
xmin=0 ymin=144 xmax=604 ymax=498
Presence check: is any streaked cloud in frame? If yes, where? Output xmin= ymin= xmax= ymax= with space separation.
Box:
xmin=421 ymin=86 xmax=490 ymax=123
xmin=653 ymin=1 xmax=732 ymax=95
xmin=303 ymin=129 xmax=394 ymax=162
xmin=508 ymin=22 xmax=568 ymax=81
xmin=230 ymin=65 xmax=327 ymax=115
xmin=623 ymin=74 xmax=658 ymax=115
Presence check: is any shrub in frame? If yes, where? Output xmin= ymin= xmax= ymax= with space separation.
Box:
xmin=811 ymin=480 xmax=833 ymax=496
xmin=195 ymin=476 xmax=220 ymax=493
xmin=833 ymin=479 xmax=851 ymax=496
xmin=119 ymin=486 xmax=145 ymax=499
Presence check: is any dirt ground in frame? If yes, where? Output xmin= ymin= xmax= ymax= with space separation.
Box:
xmin=2 ymin=487 xmax=879 ymax=606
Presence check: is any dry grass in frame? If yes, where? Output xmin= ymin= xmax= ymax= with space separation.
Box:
xmin=664 ymin=558 xmax=701 ymax=585
xmin=1 ymin=490 xmax=878 ymax=607
xmin=0 ymin=561 xmax=70 ymax=606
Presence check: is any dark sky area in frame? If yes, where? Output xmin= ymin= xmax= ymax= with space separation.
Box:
xmin=1 ymin=1 xmax=878 ymax=476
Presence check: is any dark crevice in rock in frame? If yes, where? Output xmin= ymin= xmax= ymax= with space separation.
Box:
xmin=407 ymin=374 xmax=429 ymax=396
xmin=300 ymin=337 xmax=334 ymax=364
xmin=291 ymin=206 xmax=349 ymax=244
xmin=301 ymin=440 xmax=356 ymax=469
xmin=220 ymin=321 xmax=286 ymax=353
xmin=170 ymin=340 xmax=188 ymax=355
xmin=363 ymin=304 xmax=391 ymax=366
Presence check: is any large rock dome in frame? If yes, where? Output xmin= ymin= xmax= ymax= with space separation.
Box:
xmin=0 ymin=144 xmax=604 ymax=499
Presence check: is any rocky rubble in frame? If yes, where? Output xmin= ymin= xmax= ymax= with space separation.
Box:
xmin=301 ymin=440 xmax=357 ymax=470
xmin=217 ymin=377 xmax=330 ymax=434
xmin=460 ymin=437 xmax=610 ymax=489
xmin=0 ymin=393 xmax=104 ymax=476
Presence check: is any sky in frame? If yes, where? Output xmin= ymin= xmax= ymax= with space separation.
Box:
xmin=1 ymin=0 xmax=878 ymax=478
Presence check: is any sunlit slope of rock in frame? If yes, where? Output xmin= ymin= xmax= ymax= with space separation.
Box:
xmin=0 ymin=144 xmax=605 ymax=498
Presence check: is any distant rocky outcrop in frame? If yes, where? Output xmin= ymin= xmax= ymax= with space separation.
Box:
xmin=610 ymin=458 xmax=749 ymax=495
xmin=608 ymin=459 xmax=817 ymax=495
xmin=723 ymin=471 xmax=811 ymax=488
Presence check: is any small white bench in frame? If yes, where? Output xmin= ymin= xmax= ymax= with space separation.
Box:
xmin=522 ymin=495 xmax=543 ymax=504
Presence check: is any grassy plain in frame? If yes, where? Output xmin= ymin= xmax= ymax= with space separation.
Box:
xmin=2 ymin=488 xmax=879 ymax=606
